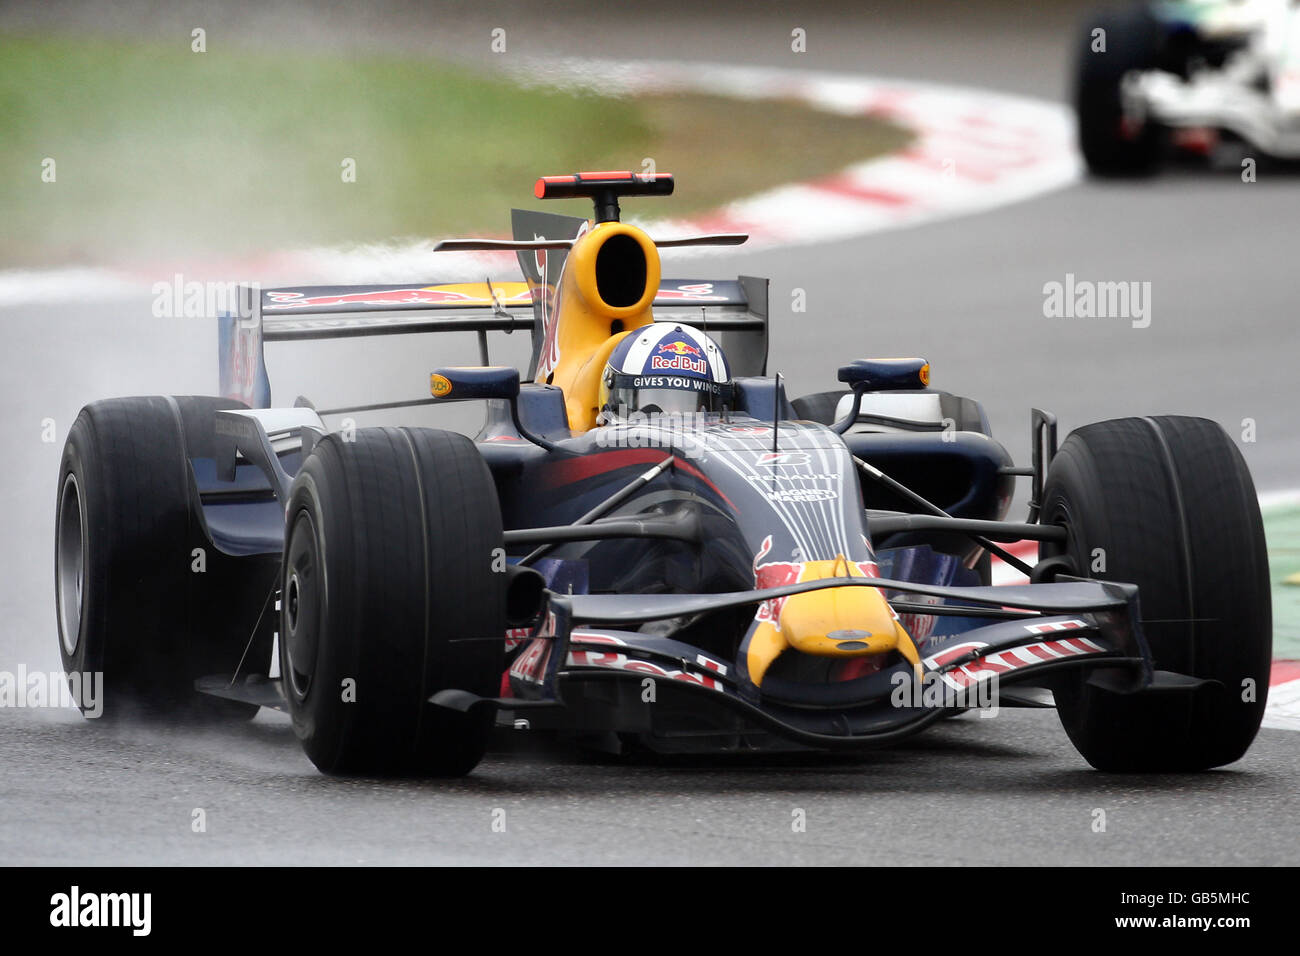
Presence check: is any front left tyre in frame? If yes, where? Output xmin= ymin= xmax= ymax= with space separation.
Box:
xmin=1041 ymin=415 xmax=1271 ymax=770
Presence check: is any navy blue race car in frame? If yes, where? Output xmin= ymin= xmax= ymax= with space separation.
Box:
xmin=55 ymin=172 xmax=1272 ymax=775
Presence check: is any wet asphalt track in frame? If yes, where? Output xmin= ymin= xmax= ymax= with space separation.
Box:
xmin=3 ymin=708 xmax=1297 ymax=866
xmin=0 ymin=0 xmax=1297 ymax=865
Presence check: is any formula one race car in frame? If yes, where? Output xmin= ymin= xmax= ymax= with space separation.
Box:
xmin=1075 ymin=0 xmax=1300 ymax=173
xmin=54 ymin=172 xmax=1272 ymax=775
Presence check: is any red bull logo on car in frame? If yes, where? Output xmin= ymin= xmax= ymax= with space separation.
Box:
xmin=654 ymin=283 xmax=727 ymax=301
xmin=263 ymin=285 xmax=534 ymax=311
xmin=650 ymin=340 xmax=708 ymax=375
xmin=751 ymin=535 xmax=879 ymax=624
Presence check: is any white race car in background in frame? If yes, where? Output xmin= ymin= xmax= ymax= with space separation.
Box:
xmin=1076 ymin=0 xmax=1300 ymax=173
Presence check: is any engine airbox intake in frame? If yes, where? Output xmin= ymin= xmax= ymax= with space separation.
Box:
xmin=566 ymin=222 xmax=660 ymax=319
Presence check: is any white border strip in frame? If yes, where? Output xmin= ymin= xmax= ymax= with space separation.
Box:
xmin=1259 ymin=489 xmax=1300 ymax=513
xmin=1263 ymin=677 xmax=1300 ymax=731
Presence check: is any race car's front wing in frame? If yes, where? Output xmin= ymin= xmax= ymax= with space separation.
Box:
xmin=432 ymin=576 xmax=1211 ymax=753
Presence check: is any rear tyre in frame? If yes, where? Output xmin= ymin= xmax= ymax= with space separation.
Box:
xmin=1075 ymin=5 xmax=1169 ymax=175
xmin=1040 ymin=416 xmax=1271 ymax=770
xmin=56 ymin=396 xmax=268 ymax=720
xmin=281 ymin=427 xmax=506 ymax=776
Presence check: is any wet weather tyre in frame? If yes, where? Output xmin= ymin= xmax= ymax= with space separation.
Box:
xmin=1040 ymin=416 xmax=1271 ymax=771
xmin=1075 ymin=5 xmax=1168 ymax=175
xmin=280 ymin=427 xmax=506 ymax=776
xmin=55 ymin=396 xmax=262 ymax=720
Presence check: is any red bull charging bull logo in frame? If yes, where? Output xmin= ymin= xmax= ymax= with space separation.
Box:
xmin=263 ymin=286 xmax=534 ymax=311
xmin=752 ymin=535 xmax=879 ymax=624
xmin=650 ymin=340 xmax=708 ymax=375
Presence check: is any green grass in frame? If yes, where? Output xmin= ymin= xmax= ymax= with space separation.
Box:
xmin=1265 ymin=506 xmax=1300 ymax=660
xmin=0 ymin=33 xmax=911 ymax=268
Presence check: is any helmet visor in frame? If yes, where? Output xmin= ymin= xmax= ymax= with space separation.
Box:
xmin=607 ymin=373 xmax=734 ymax=417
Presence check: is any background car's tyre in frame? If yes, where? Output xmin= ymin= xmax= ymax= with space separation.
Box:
xmin=56 ymin=396 xmax=271 ymax=720
xmin=281 ymin=427 xmax=506 ymax=777
xmin=1075 ymin=5 xmax=1169 ymax=175
xmin=1040 ymin=416 xmax=1271 ymax=771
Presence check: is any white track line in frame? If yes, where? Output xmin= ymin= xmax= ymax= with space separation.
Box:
xmin=1260 ymin=489 xmax=1300 ymax=512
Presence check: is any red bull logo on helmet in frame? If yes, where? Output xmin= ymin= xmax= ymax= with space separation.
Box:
xmin=658 ymin=340 xmax=702 ymax=357
xmin=650 ymin=339 xmax=708 ymax=375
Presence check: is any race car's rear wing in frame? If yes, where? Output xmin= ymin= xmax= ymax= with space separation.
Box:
xmin=219 ymin=274 xmax=768 ymax=409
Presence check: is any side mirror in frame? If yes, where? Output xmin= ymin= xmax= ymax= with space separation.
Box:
xmin=832 ymin=358 xmax=930 ymax=434
xmin=836 ymin=358 xmax=930 ymax=392
xmin=430 ymin=366 xmax=520 ymax=401
xmin=429 ymin=366 xmax=555 ymax=451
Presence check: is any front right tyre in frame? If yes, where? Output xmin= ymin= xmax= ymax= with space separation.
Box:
xmin=280 ymin=427 xmax=506 ymax=776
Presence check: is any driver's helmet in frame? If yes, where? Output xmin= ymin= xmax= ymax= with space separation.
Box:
xmin=598 ymin=323 xmax=732 ymax=422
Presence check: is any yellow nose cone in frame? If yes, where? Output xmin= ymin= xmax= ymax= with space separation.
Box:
xmin=779 ymin=560 xmax=899 ymax=657
xmin=745 ymin=555 xmax=924 ymax=688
